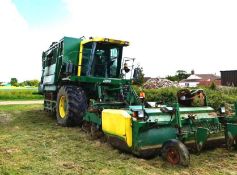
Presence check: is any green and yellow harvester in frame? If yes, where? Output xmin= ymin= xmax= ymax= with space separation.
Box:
xmin=39 ymin=36 xmax=237 ymax=166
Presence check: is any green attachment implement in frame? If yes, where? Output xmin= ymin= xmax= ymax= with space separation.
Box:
xmin=195 ymin=127 xmax=209 ymax=152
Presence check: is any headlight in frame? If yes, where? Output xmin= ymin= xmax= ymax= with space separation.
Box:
xmin=138 ymin=110 xmax=144 ymax=118
xmin=104 ymin=38 xmax=109 ymax=42
xmin=132 ymin=110 xmax=145 ymax=119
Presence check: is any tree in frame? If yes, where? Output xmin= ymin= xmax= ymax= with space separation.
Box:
xmin=176 ymin=70 xmax=190 ymax=81
xmin=166 ymin=75 xmax=177 ymax=81
xmin=10 ymin=78 xmax=18 ymax=86
xmin=18 ymin=79 xmax=40 ymax=87
xmin=176 ymin=70 xmax=187 ymax=75
xmin=133 ymin=65 xmax=145 ymax=85
xmin=29 ymin=79 xmax=40 ymax=87
xmin=166 ymin=70 xmax=190 ymax=82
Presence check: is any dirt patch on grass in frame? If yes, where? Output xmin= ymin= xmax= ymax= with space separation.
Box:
xmin=0 ymin=147 xmax=20 ymax=154
xmin=0 ymin=100 xmax=43 ymax=105
xmin=0 ymin=112 xmax=12 ymax=123
xmin=58 ymin=161 xmax=84 ymax=172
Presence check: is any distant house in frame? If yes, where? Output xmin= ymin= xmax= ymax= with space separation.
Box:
xmin=220 ymin=70 xmax=237 ymax=87
xmin=179 ymin=72 xmax=221 ymax=87
xmin=0 ymin=82 xmax=11 ymax=86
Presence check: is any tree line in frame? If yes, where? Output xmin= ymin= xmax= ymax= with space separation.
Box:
xmin=133 ymin=69 xmax=190 ymax=85
xmin=10 ymin=78 xmax=39 ymax=87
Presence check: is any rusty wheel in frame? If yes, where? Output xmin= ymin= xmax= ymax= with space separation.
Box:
xmin=167 ymin=147 xmax=180 ymax=164
xmin=161 ymin=139 xmax=190 ymax=166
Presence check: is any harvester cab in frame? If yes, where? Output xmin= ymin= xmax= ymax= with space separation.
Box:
xmin=79 ymin=38 xmax=128 ymax=78
xmin=40 ymin=36 xmax=237 ymax=166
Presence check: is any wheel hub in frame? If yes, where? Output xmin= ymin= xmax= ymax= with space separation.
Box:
xmin=167 ymin=147 xmax=180 ymax=164
xmin=59 ymin=95 xmax=67 ymax=118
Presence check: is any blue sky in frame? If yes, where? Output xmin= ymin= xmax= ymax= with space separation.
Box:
xmin=12 ymin=0 xmax=67 ymax=27
xmin=0 ymin=0 xmax=237 ymax=82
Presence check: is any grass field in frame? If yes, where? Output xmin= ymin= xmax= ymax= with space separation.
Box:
xmin=0 ymin=88 xmax=42 ymax=100
xmin=1 ymin=104 xmax=237 ymax=175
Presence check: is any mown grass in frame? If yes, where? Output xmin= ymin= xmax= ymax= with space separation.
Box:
xmin=1 ymin=104 xmax=237 ymax=175
xmin=0 ymin=88 xmax=43 ymax=100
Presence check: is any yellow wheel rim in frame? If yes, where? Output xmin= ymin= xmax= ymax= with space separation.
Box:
xmin=59 ymin=95 xmax=67 ymax=118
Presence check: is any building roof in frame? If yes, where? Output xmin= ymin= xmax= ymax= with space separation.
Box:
xmin=180 ymin=74 xmax=220 ymax=83
xmin=180 ymin=79 xmax=200 ymax=83
xmin=187 ymin=74 xmax=220 ymax=80
xmin=187 ymin=74 xmax=201 ymax=80
xmin=195 ymin=74 xmax=220 ymax=80
xmin=220 ymin=70 xmax=237 ymax=72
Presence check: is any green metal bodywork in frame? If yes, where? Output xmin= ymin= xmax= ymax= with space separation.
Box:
xmin=40 ymin=37 xmax=82 ymax=89
xmin=120 ymin=102 xmax=236 ymax=153
xmin=40 ymin=36 xmax=237 ymax=157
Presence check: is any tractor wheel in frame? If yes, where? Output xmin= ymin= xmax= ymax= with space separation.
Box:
xmin=161 ymin=139 xmax=190 ymax=166
xmin=56 ymin=86 xmax=87 ymax=127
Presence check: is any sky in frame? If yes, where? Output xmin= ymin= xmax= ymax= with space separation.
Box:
xmin=0 ymin=0 xmax=237 ymax=82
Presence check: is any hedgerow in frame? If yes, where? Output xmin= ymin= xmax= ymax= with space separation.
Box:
xmin=133 ymin=86 xmax=237 ymax=110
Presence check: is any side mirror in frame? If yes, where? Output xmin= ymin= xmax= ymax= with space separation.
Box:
xmin=124 ymin=63 xmax=130 ymax=73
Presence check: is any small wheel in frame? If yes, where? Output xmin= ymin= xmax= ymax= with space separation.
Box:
xmin=56 ymin=86 xmax=87 ymax=126
xmin=167 ymin=147 xmax=180 ymax=164
xmin=161 ymin=139 xmax=190 ymax=166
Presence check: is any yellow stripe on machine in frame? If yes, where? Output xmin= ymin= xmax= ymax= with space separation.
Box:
xmin=102 ymin=109 xmax=132 ymax=147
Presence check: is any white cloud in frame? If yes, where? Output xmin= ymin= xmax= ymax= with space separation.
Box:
xmin=0 ymin=0 xmax=41 ymax=82
xmin=1 ymin=0 xmax=237 ymax=83
xmin=63 ymin=0 xmax=237 ymax=77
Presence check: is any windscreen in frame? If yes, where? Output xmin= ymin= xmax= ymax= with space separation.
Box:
xmin=81 ymin=42 xmax=123 ymax=78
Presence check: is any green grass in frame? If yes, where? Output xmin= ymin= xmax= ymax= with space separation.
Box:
xmin=0 ymin=89 xmax=43 ymax=100
xmin=1 ymin=104 xmax=237 ymax=175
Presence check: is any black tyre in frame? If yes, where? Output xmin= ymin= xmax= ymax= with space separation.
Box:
xmin=161 ymin=139 xmax=190 ymax=166
xmin=56 ymin=86 xmax=87 ymax=126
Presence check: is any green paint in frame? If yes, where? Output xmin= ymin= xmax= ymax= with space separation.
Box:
xmin=173 ymin=103 xmax=182 ymax=128
xmin=226 ymin=123 xmax=237 ymax=139
xmin=83 ymin=112 xmax=101 ymax=125
xmin=132 ymin=122 xmax=177 ymax=149
xmin=195 ymin=127 xmax=209 ymax=151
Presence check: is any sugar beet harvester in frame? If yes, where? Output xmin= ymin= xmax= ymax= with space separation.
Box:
xmin=39 ymin=36 xmax=237 ymax=166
